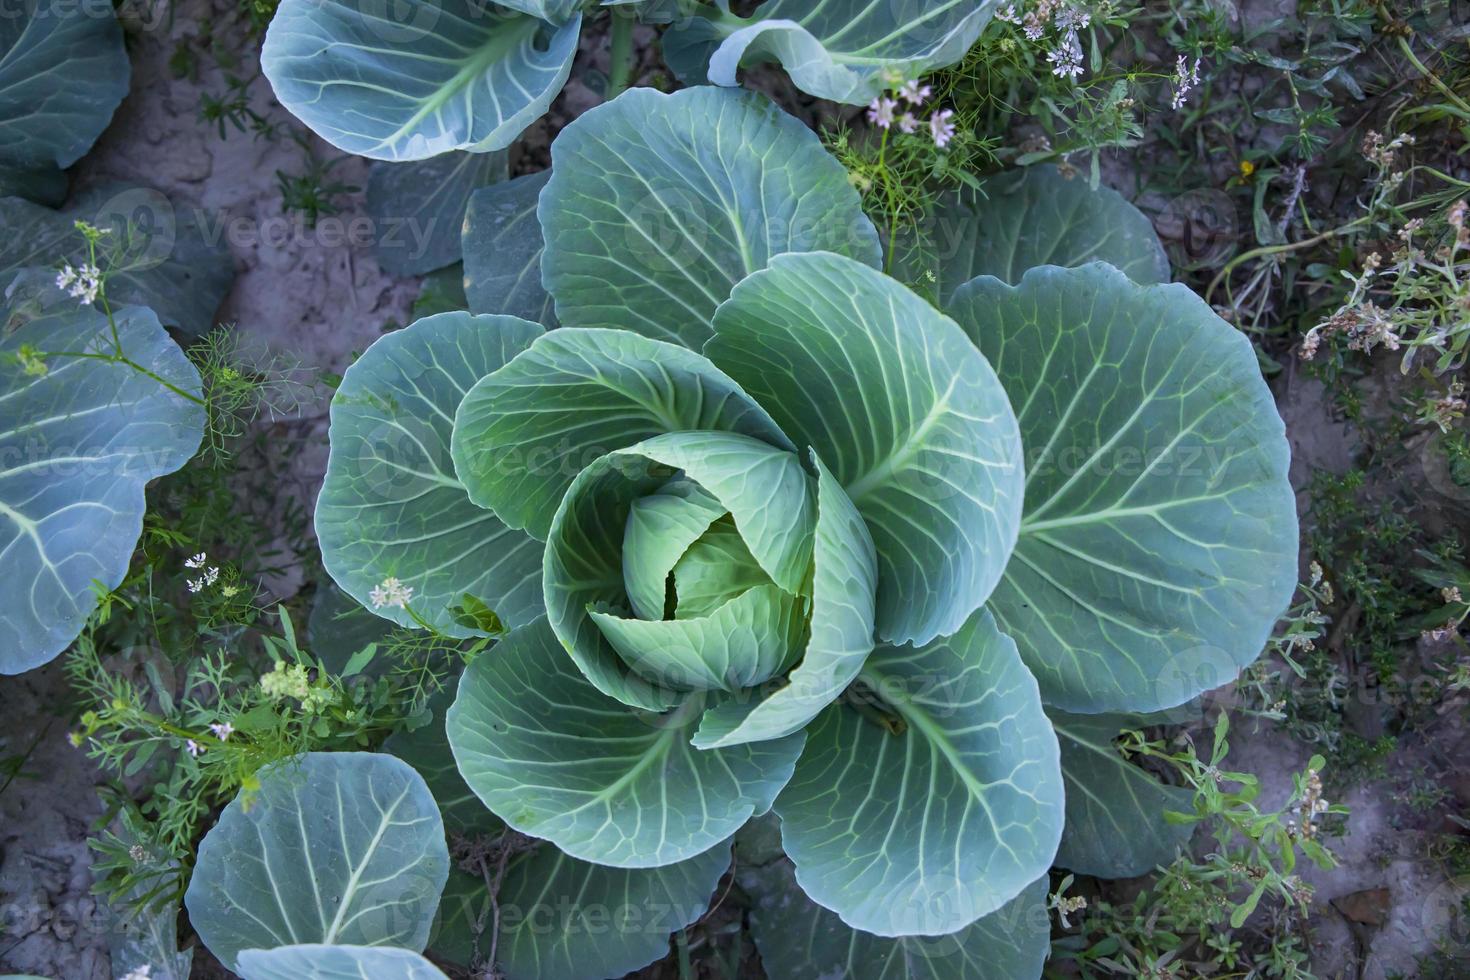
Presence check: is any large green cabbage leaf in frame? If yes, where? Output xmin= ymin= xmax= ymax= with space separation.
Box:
xmin=707 ymin=250 xmax=1023 ymax=647
xmin=774 ymin=609 xmax=1063 ymax=936
xmin=0 ymin=306 xmax=204 ymax=674
xmin=664 ymin=0 xmax=996 ymax=105
xmin=947 ymin=263 xmax=1297 ymax=712
xmin=906 ymin=164 xmax=1171 ymax=300
xmin=0 ymin=0 xmax=130 ymax=202
xmin=184 ymin=753 xmax=450 ymax=972
xmin=315 ymin=311 xmax=547 ymax=635
xmin=539 ymin=86 xmax=880 ymax=347
xmin=447 ymin=616 xmax=803 ymax=867
xmin=261 ymin=0 xmax=580 ymax=161
xmin=389 ymin=689 xmax=732 ymax=980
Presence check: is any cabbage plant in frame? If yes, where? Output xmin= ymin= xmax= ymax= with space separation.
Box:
xmin=191 ymin=86 xmax=1297 ymax=979
xmin=259 ymin=0 xmax=999 ymax=161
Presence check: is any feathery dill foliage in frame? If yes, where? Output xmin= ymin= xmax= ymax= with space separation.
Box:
xmin=188 ymin=326 xmax=313 ymax=467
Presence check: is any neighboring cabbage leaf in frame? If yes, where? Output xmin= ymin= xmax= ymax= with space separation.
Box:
xmin=316 ymin=311 xmax=547 ymax=635
xmin=905 ymin=164 xmax=1171 ymax=300
xmin=463 ymin=171 xmax=556 ymax=326
xmin=947 ymin=263 xmax=1297 ymax=713
xmin=774 ymin=609 xmax=1063 ymax=937
xmin=366 ymin=151 xmax=509 ymax=276
xmin=538 ymin=86 xmax=880 ymax=347
xmin=0 ymin=306 xmax=204 ymax=674
xmin=262 ymin=0 xmax=580 ymax=161
xmin=740 ymin=857 xmax=1051 ymax=979
xmin=1050 ymin=710 xmax=1195 ymax=877
xmin=664 ymin=0 xmax=996 ymax=104
xmin=185 ymin=753 xmax=449 ymax=972
xmin=0 ymin=0 xmax=130 ymax=201
xmin=0 ymin=187 xmax=237 ymax=335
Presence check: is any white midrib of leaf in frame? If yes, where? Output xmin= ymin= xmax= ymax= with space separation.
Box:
xmin=550 ymin=700 xmax=702 ymax=821
xmin=857 ymin=663 xmax=1008 ymax=839
xmin=841 ymin=375 xmax=957 ymax=503
xmin=378 ymin=18 xmax=535 ymax=152
xmin=322 ymin=783 xmax=412 ymax=943
xmin=809 ymin=0 xmax=977 ymax=51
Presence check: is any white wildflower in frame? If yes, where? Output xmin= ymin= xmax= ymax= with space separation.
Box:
xmin=996 ymin=3 xmax=1020 ymax=24
xmin=187 ymin=577 xmax=205 ymax=594
xmin=369 ymin=576 xmax=414 ymax=609
xmin=1047 ymin=33 xmax=1084 ymax=80
xmin=185 ymin=552 xmax=208 ymax=569
xmin=898 ymin=112 xmax=920 ymax=134
xmin=898 ymin=79 xmax=931 ymax=106
xmin=1171 ymin=55 xmax=1202 ymax=110
xmin=930 ymin=109 xmax=957 ymax=149
xmin=185 ymin=739 xmax=203 ymax=757
xmin=55 ymin=263 xmax=102 ymax=305
xmin=865 ymin=96 xmax=897 ymax=129
xmin=1056 ymin=5 xmax=1090 ymax=31
xmin=209 ymin=721 xmax=234 ymax=741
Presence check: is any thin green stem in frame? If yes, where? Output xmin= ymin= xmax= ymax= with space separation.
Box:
xmin=878 ymin=126 xmax=901 ymax=273
xmin=36 ymin=349 xmax=206 ymax=406
xmin=1397 ymin=37 xmax=1470 ymax=116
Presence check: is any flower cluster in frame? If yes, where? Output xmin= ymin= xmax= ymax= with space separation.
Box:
xmin=866 ymin=74 xmax=957 ymax=148
xmin=258 ymin=661 xmax=334 ymax=712
xmin=55 ymin=262 xmax=102 ymax=305
xmin=1361 ymin=129 xmax=1415 ymax=178
xmin=185 ymin=552 xmax=221 ymax=594
xmin=259 ymin=661 xmax=311 ymax=701
xmin=998 ymin=1 xmax=1092 ymax=82
xmin=17 ymin=343 xmax=47 ymax=378
xmin=369 ymin=575 xmax=414 ymax=609
xmin=1170 ymin=54 xmax=1202 ymax=110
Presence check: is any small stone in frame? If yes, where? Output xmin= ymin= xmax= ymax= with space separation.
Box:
xmin=1333 ymin=886 xmax=1391 ymax=926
